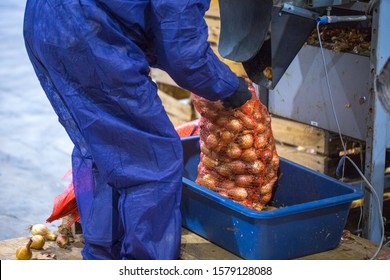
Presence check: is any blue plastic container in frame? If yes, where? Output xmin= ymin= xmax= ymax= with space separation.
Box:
xmin=180 ymin=136 xmax=364 ymax=259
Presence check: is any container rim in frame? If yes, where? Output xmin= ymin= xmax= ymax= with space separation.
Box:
xmin=181 ymin=135 xmax=364 ymax=219
xmin=182 ymin=177 xmax=364 ymax=219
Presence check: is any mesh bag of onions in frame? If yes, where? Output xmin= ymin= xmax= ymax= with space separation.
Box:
xmin=192 ymin=89 xmax=279 ymax=211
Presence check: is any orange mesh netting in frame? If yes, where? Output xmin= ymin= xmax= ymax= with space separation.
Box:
xmin=192 ymin=88 xmax=279 ymax=211
xmin=46 ymin=171 xmax=79 ymax=228
xmin=175 ymin=119 xmax=200 ymax=137
xmin=46 ymin=119 xmax=202 ymax=227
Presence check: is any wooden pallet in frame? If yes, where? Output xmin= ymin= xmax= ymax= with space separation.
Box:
xmin=270 ymin=115 xmax=366 ymax=178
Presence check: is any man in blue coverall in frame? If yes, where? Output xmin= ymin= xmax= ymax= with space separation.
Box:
xmin=23 ymin=0 xmax=251 ymax=259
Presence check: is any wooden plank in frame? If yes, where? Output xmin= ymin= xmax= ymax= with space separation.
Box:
xmin=272 ymin=116 xmax=328 ymax=155
xmin=275 ymin=143 xmax=328 ymax=173
xmin=157 ymin=90 xmax=193 ymax=127
xmin=205 ymin=0 xmax=220 ymax=19
xmin=1 ymin=229 xmax=388 ymax=260
xmin=0 ymin=235 xmax=83 ymax=260
xmin=180 ymin=228 xmax=240 ymax=260
xmin=150 ymin=68 xmax=179 ymax=88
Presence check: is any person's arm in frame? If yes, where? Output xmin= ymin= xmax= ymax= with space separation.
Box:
xmin=150 ymin=0 xmax=244 ymax=103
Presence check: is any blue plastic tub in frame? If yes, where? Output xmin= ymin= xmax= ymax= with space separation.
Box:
xmin=180 ymin=136 xmax=364 ymax=259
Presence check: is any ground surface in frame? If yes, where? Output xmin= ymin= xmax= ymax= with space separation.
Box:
xmin=0 ymin=0 xmax=74 ymax=240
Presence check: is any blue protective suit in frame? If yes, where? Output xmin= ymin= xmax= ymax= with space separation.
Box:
xmin=23 ymin=0 xmax=239 ymax=259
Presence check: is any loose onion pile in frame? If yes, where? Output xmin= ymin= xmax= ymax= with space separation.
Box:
xmin=192 ymin=88 xmax=279 ymax=211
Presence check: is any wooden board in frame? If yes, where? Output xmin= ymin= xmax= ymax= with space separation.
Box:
xmin=157 ymin=89 xmax=193 ymax=127
xmin=1 ymin=229 xmax=388 ymax=260
xmin=275 ymin=143 xmax=329 ymax=173
xmin=205 ymin=0 xmax=220 ymax=19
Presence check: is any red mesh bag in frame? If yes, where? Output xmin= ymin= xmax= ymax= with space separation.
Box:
xmin=46 ymin=171 xmax=79 ymax=228
xmin=175 ymin=119 xmax=200 ymax=137
xmin=192 ymin=89 xmax=279 ymax=211
xmin=46 ymin=119 xmax=201 ymax=228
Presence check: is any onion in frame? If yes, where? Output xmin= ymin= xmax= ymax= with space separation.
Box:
xmin=206 ymin=134 xmax=218 ymax=149
xmin=235 ymin=111 xmax=255 ymax=129
xmin=227 ymin=187 xmax=248 ymax=201
xmin=56 ymin=233 xmax=69 ymax=248
xmin=249 ymin=160 xmax=265 ymax=175
xmin=260 ymin=192 xmax=272 ymax=204
xmin=201 ymin=174 xmax=218 ymax=189
xmin=241 ymin=148 xmax=258 ymax=162
xmin=202 ymin=155 xmax=217 ymax=169
xmin=46 ymin=232 xmax=57 ymax=241
xmin=262 ymin=149 xmax=273 ymax=163
xmin=30 ymin=235 xmax=46 ymax=250
xmin=219 ymin=180 xmax=236 ymax=189
xmin=226 ymin=144 xmax=242 ymax=159
xmin=272 ymin=152 xmax=280 ymax=167
xmin=261 ymin=178 xmax=277 ymax=194
xmin=227 ymin=119 xmax=243 ymax=132
xmin=200 ymin=142 xmax=211 ymax=156
xmin=238 ymin=134 xmax=254 ymax=149
xmin=235 ymin=175 xmax=254 ymax=187
xmin=16 ymin=239 xmax=33 ymax=260
xmin=29 ymin=224 xmax=49 ymax=236
xmin=28 ymin=224 xmax=56 ymax=241
xmin=227 ymin=161 xmax=247 ymax=175
xmin=255 ymin=134 xmax=267 ymax=149
xmin=240 ymin=99 xmax=255 ymax=114
xmin=256 ymin=122 xmax=267 ymax=133
xmin=216 ymin=165 xmax=231 ymax=177
xmin=220 ymin=130 xmax=233 ymax=142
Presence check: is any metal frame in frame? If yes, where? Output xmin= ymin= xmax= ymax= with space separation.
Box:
xmin=363 ymin=0 xmax=389 ymax=243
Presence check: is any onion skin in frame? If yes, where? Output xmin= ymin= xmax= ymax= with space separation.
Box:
xmin=29 ymin=224 xmax=49 ymax=237
xmin=216 ymin=165 xmax=232 ymax=177
xmin=227 ymin=187 xmax=248 ymax=201
xmin=238 ymin=134 xmax=254 ymax=149
xmin=200 ymin=174 xmax=218 ymax=190
xmin=235 ymin=111 xmax=255 ymax=129
xmin=220 ymin=130 xmax=233 ymax=142
xmin=235 ymin=175 xmax=254 ymax=187
xmin=219 ymin=180 xmax=236 ymax=189
xmin=241 ymin=148 xmax=257 ymax=162
xmin=249 ymin=160 xmax=265 ymax=175
xmin=226 ymin=144 xmax=242 ymax=159
xmin=16 ymin=239 xmax=33 ymax=260
xmin=206 ymin=134 xmax=218 ymax=149
xmin=227 ymin=161 xmax=247 ymax=175
xmin=227 ymin=119 xmax=243 ymax=132
xmin=202 ymin=155 xmax=217 ymax=169
xmin=56 ymin=233 xmax=69 ymax=248
xmin=46 ymin=232 xmax=57 ymax=241
xmin=31 ymin=235 xmax=45 ymax=250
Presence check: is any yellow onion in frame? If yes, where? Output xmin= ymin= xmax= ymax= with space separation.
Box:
xmin=238 ymin=134 xmax=254 ymax=149
xmin=16 ymin=239 xmax=33 ymax=260
xmin=226 ymin=144 xmax=242 ymax=159
xmin=28 ymin=224 xmax=56 ymax=241
xmin=46 ymin=232 xmax=57 ymax=241
xmin=30 ymin=235 xmax=45 ymax=250
xmin=29 ymin=224 xmax=49 ymax=236
xmin=227 ymin=187 xmax=248 ymax=201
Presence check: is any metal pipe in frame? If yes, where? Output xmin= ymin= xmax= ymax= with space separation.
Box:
xmin=316 ymin=15 xmax=371 ymax=24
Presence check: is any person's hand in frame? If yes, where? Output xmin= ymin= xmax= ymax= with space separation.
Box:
xmin=221 ymin=77 xmax=252 ymax=109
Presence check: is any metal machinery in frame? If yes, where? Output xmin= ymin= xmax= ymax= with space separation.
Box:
xmin=217 ymin=0 xmax=389 ymax=243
